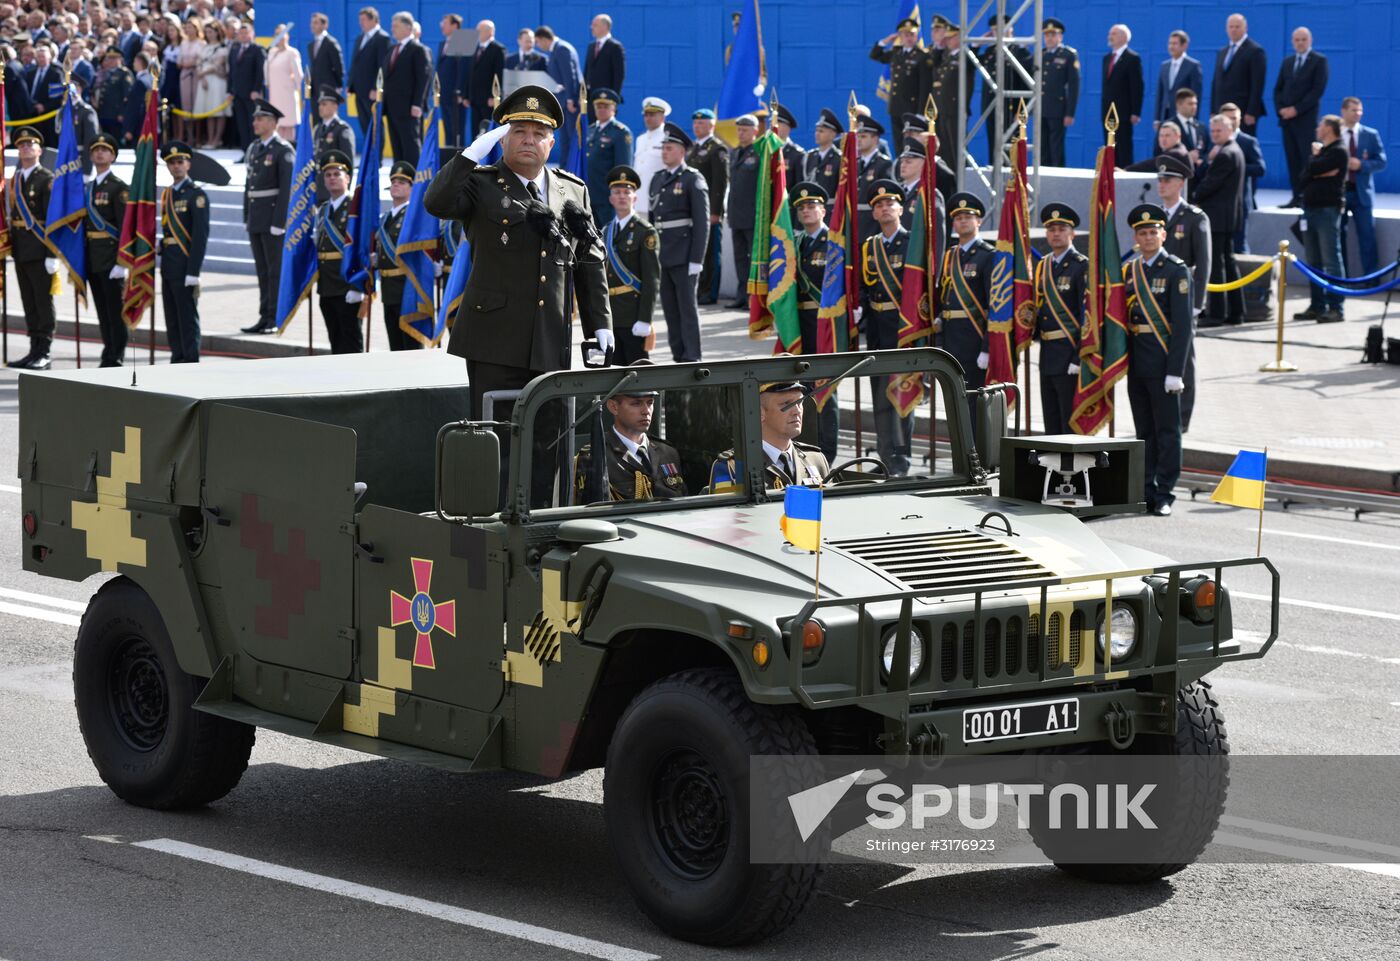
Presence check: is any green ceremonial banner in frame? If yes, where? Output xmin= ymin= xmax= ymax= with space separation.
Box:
xmin=746 ymin=129 xmax=800 ymax=349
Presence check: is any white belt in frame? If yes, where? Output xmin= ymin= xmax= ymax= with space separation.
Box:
xmin=246 ymin=188 xmax=279 ymax=198
xmin=654 ymin=218 xmax=692 ymax=229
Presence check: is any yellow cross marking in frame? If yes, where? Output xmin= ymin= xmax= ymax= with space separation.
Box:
xmin=71 ymin=426 xmax=147 ymax=572
xmin=342 ymin=626 xmax=414 ymax=736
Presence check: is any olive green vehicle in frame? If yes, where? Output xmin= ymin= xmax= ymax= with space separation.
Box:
xmin=18 ymin=349 xmax=1278 ymax=945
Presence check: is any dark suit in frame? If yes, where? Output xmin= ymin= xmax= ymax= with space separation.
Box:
xmin=505 ymin=50 xmax=548 ymax=71
xmin=1193 ymin=139 xmax=1245 ymax=324
xmin=348 ymin=26 xmax=391 ymax=136
xmin=1126 ymin=142 xmax=1191 ymax=173
xmin=4 ymin=58 xmax=34 ymax=125
xmin=1234 ymin=131 xmax=1265 ymax=253
xmin=1033 ymin=248 xmax=1088 ymax=435
xmin=159 ymin=178 xmax=209 ymax=363
xmin=688 ymin=135 xmax=729 ymax=302
xmin=1154 ymin=56 xmax=1203 ymax=124
xmin=648 ymin=164 xmax=710 ymax=362
xmin=1164 ymin=200 xmax=1212 ymax=432
xmin=542 ymin=38 xmax=583 ymax=163
xmin=436 ymin=40 xmax=469 ymax=148
xmin=1273 ymin=51 xmax=1329 ymax=196
xmin=119 ymin=31 xmax=143 ymax=68
xmin=603 ymin=214 xmax=661 ymax=365
xmin=1125 ymin=251 xmax=1192 ymax=509
xmin=463 ymin=39 xmax=505 ymax=141
xmin=1101 ymin=47 xmax=1144 ymax=166
xmin=583 ymin=37 xmax=625 ymax=112
xmin=307 ymin=33 xmax=345 ymax=96
xmin=25 ymin=64 xmax=65 ymax=140
xmin=121 ymin=73 xmax=153 ymax=146
xmin=382 ymin=38 xmax=430 ymax=165
xmin=1211 ymin=37 xmax=1267 ymax=134
xmin=227 ymin=41 xmax=267 ymax=150
xmin=1170 ymin=113 xmax=1207 ymax=157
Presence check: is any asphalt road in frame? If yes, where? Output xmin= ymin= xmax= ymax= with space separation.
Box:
xmin=1 ymin=343 xmax=1397 ymax=961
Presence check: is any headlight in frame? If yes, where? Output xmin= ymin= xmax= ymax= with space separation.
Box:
xmin=1097 ymin=603 xmax=1139 ymax=660
xmin=881 ymin=624 xmax=925 ymax=681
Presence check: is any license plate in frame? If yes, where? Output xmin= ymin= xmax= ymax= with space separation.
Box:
xmin=962 ymin=697 xmax=1079 ymax=744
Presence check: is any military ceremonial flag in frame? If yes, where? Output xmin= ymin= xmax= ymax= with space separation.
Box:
xmin=812 ymin=114 xmax=862 ymax=410
xmin=343 ymin=83 xmax=383 ymax=292
xmin=436 ymin=220 xmax=468 ymax=341
xmin=43 ymin=86 xmax=87 ymax=305
xmin=395 ymin=102 xmax=444 ymax=345
xmin=986 ymin=133 xmax=1034 ymax=392
xmin=876 ymin=1 xmax=920 ymax=103
xmin=118 ymin=80 xmax=158 ymax=327
xmin=1070 ymin=140 xmax=1130 ymax=434
xmin=716 ymin=0 xmax=767 ymax=144
xmin=747 ymin=128 xmax=800 ymax=347
xmin=273 ymin=90 xmax=318 ymax=333
xmin=565 ymin=81 xmax=588 ymax=178
xmin=780 ymin=484 xmax=822 ymax=552
xmin=887 ymin=122 xmax=940 ymax=415
xmin=0 ymin=73 xmax=12 ymax=285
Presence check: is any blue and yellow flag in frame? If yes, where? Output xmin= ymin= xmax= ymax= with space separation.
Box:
xmin=437 ymin=219 xmax=468 ymax=340
xmin=395 ymin=102 xmax=443 ymax=345
xmin=781 ymin=485 xmax=823 ymax=552
xmin=1210 ymin=450 xmax=1267 ymax=510
xmin=44 ymin=88 xmax=86 ymax=305
xmin=274 ymin=90 xmax=318 ymax=333
xmin=709 ymin=457 xmax=743 ymax=494
xmin=565 ymin=81 xmax=588 ymax=178
xmin=716 ymin=0 xmax=767 ymax=143
xmin=343 ymin=89 xmax=383 ymax=291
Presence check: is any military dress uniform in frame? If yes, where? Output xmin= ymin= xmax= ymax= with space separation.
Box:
xmin=242 ymin=102 xmax=294 ymax=333
xmin=1124 ymin=204 xmax=1193 ymax=515
xmin=1039 ymin=20 xmax=1080 ymax=168
xmin=925 ymin=28 xmax=971 ymax=169
xmin=726 ymin=115 xmax=761 ymax=309
xmin=95 ymin=60 xmax=134 ymax=141
xmin=312 ymin=87 xmax=357 ymax=204
xmin=858 ymin=179 xmax=918 ymax=475
xmin=940 ymin=193 xmax=996 ymax=395
xmin=853 ymin=115 xmax=894 ymax=242
xmin=710 ymin=382 xmax=831 ymax=493
xmin=375 ymin=162 xmax=419 ymax=352
xmin=1158 ymin=155 xmax=1211 ymax=434
xmin=648 ymin=124 xmax=710 ymax=363
xmin=84 ymin=135 xmax=130 ymax=367
xmin=585 ymin=89 xmax=632 ymax=228
xmin=791 ymin=182 xmax=840 ymax=461
xmin=804 ymin=108 xmax=845 ymax=206
xmin=687 ymin=109 xmax=729 ymax=304
xmin=313 ymin=151 xmax=362 ymax=354
xmin=572 ymin=380 xmax=689 ymax=503
xmin=6 ymin=129 xmax=56 ymax=370
xmin=158 ymin=142 xmax=209 ymax=363
xmin=1033 ymin=204 xmax=1088 ymax=434
xmin=602 ymin=166 xmax=661 ymax=365
xmin=773 ymin=103 xmax=804 ymax=190
xmin=869 ymin=18 xmax=927 ymax=145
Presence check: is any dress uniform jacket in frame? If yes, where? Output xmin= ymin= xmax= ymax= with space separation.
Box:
xmin=573 ymin=431 xmax=688 ymax=502
xmin=632 ymin=124 xmax=667 ymax=218
xmin=710 ymin=443 xmax=830 ymax=493
xmin=977 ymin=42 xmax=1036 ymax=159
xmin=779 ymin=140 xmax=804 ymax=193
xmin=1163 ymin=200 xmax=1211 ymax=314
xmin=938 ymin=238 xmax=997 ymax=386
xmin=926 ymin=46 xmax=971 ymax=167
xmin=1126 ymin=251 xmax=1193 ymax=379
xmin=316 ymin=196 xmax=354 ymax=299
xmin=9 ymin=164 xmax=56 ymax=356
xmin=687 ymin=135 xmax=728 ymax=219
xmin=804 ymin=147 xmax=841 ymax=200
xmin=96 ymin=65 xmax=134 ymax=135
xmin=859 ymin=227 xmax=911 ymax=351
xmin=424 ymin=154 xmax=611 ymax=373
xmin=648 ymin=165 xmax=709 ymax=268
xmin=159 ymin=178 xmax=209 ymax=363
xmin=374 ymin=205 xmax=408 ymax=317
xmin=586 ymin=118 xmax=633 ymax=225
xmin=604 ymin=214 xmax=661 ymax=364
xmin=854 ymin=152 xmax=894 ymax=239
xmin=1034 ymin=247 xmax=1088 ymax=433
xmin=86 ymin=170 xmax=129 ymax=366
xmin=796 ymin=227 xmax=829 ymax=351
xmin=869 ymin=42 xmax=926 ymax=141
xmin=1040 ymin=43 xmax=1080 ymax=167
xmin=244 ymin=134 xmax=294 ymax=231
xmin=312 ymin=116 xmax=356 ymax=203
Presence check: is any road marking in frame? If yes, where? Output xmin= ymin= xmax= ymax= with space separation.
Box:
xmin=1213 ymin=832 xmax=1400 ymax=881
xmin=1221 ymin=815 xmax=1400 ymax=859
xmin=0 ymin=599 xmax=80 ymax=627
xmin=129 ymin=838 xmax=659 ymax=961
xmin=1236 ymin=633 xmax=1400 ymax=667
xmin=0 ymin=484 xmax=20 ymax=494
xmin=1255 ymin=527 xmax=1400 ymax=552
xmin=1232 ymin=590 xmax=1400 ymax=623
xmin=0 ymin=587 xmax=88 ymax=611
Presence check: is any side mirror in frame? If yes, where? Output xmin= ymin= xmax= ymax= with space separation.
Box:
xmin=973 ymin=389 xmax=1009 ymax=473
xmin=435 ymin=423 xmax=501 ymax=520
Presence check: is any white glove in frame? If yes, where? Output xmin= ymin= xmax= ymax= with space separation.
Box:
xmin=464 ymin=123 xmax=511 ymax=162
xmin=1067 ymin=362 xmax=1080 ymax=376
xmin=433 ymin=261 xmax=443 ymax=278
xmin=184 ymin=275 xmax=200 ymax=287
xmin=976 ymin=351 xmax=989 ymax=370
xmin=1164 ymin=374 xmax=1185 ymax=394
xmin=270 ymin=226 xmax=285 ymax=236
xmin=687 ymin=261 xmax=703 ymax=276
xmin=852 ymin=306 xmax=863 ymax=324
xmin=43 ymin=257 xmax=58 ymax=275
xmin=346 ymin=290 xmax=364 ymax=304
xmin=595 ymin=329 xmax=616 ymax=354
xmin=631 ymin=321 xmax=652 ymax=338
xmin=109 ymin=265 xmax=128 ymax=280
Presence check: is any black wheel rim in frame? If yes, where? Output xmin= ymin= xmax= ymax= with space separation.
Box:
xmin=650 ymin=749 xmax=730 ymax=880
xmin=106 ymin=636 xmax=169 ymax=752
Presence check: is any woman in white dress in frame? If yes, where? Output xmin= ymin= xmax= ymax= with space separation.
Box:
xmin=264 ymin=26 xmax=304 ymax=143
xmin=193 ymin=20 xmax=230 ymax=148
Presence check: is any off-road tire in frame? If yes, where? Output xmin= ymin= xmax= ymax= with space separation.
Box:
xmin=74 ymin=576 xmax=255 ymax=809
xmin=604 ymin=667 xmax=821 ymax=945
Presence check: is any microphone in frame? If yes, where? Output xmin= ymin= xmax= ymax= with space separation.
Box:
xmin=562 ymin=200 xmax=599 ymax=245
xmin=524 ymin=199 xmax=567 ymax=247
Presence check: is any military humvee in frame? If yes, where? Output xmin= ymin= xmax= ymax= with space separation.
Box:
xmin=19 ymin=349 xmax=1277 ymax=945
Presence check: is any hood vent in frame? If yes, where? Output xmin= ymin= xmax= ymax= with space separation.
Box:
xmin=826 ymin=529 xmax=1054 ymax=594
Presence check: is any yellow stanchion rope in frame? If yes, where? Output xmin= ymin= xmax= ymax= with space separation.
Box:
xmin=3 ymin=106 xmax=62 ymax=126
xmin=169 ymin=97 xmax=234 ymax=119
xmin=1206 ymin=254 xmax=1278 ymax=292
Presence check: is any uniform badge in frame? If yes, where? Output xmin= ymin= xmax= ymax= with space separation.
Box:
xmin=195 ymin=196 xmax=206 ymax=208
xmin=502 ymin=196 xmax=510 ymax=208
xmin=265 ymin=155 xmax=273 ymax=166
xmin=525 ymin=96 xmax=540 ymax=110
xmin=645 ymin=233 xmax=657 ymax=250
xmin=1175 ymin=224 xmax=1185 ymax=238
xmin=673 ymin=182 xmax=682 ymax=194
xmin=500 ymin=231 xmax=509 ymax=245
xmin=1152 ymin=278 xmax=1166 ymax=293
xmin=1178 ymin=278 xmax=1189 ymax=294
xmin=866 ymin=170 xmax=874 ymax=181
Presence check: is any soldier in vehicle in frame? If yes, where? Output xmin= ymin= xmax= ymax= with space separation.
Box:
xmin=1033 ymin=203 xmax=1088 ymax=435
xmin=572 ymin=372 xmax=688 ymax=502
xmin=710 ymin=380 xmax=830 ymax=492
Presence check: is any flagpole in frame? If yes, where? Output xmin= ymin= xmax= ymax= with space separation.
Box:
xmin=847 ymin=93 xmax=863 ymax=461
xmin=1257 ymin=446 xmax=1268 ymax=557
xmin=74 ymin=286 xmax=81 ymax=368
xmin=813 ymin=544 xmax=821 ymax=601
xmin=1 ymin=61 xmax=7 ymax=363
xmin=1104 ymin=105 xmax=1119 ymax=438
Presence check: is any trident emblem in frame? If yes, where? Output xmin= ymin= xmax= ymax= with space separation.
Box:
xmin=390 ymin=558 xmax=457 ymax=669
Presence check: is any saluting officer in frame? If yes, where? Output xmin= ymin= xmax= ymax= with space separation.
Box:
xmin=6 ymin=127 xmax=56 ymax=370
xmin=790 ymin=182 xmax=840 ymax=462
xmin=976 ymin=16 xmax=1036 ymax=163
xmin=852 ymin=114 xmax=894 ymax=241
xmin=1155 ymin=153 xmax=1211 ymax=434
xmin=1033 ymin=203 xmax=1088 ymax=434
xmin=771 ymin=103 xmax=804 ymax=190
xmin=85 ymin=133 xmax=131 ymax=367
xmin=726 ymin=113 xmax=761 ymax=309
xmin=869 ymin=16 xmax=927 ymax=145
xmin=687 ymin=108 xmax=728 ymax=305
xmin=158 ymin=141 xmax=209 ymax=363
xmin=241 ymin=101 xmax=294 ymax=334
xmin=572 ymin=373 xmax=689 ymax=502
xmin=805 ymin=108 xmax=844 ymax=203
xmin=649 ymin=123 xmax=710 ymax=362
xmin=711 ymin=381 xmax=830 ymax=493
xmin=941 ymin=192 xmax=997 ymax=394
xmin=925 ymin=22 xmax=969 ymax=169
xmin=1124 ymin=203 xmax=1193 ymax=517
xmin=374 ymin=161 xmax=420 ymax=351
xmin=314 ymin=150 xmax=363 ymax=354
xmin=602 ymin=165 xmax=661 ymax=365
xmin=1039 ymin=17 xmax=1080 ymax=167
xmin=312 ymin=86 xmax=356 ymax=205
xmin=585 ymin=88 xmax=632 ymax=228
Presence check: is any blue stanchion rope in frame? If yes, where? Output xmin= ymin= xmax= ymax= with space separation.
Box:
xmin=1292 ymin=257 xmax=1400 ymax=286
xmin=1292 ymin=257 xmax=1400 ymax=297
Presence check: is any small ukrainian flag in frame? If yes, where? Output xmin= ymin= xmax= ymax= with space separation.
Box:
xmin=1210 ymin=450 xmax=1267 ymax=510
xmin=781 ymin=486 xmax=823 ymax=553
xmin=710 ymin=458 xmax=742 ymax=494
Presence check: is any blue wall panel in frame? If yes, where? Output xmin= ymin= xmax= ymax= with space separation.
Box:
xmin=259 ymin=0 xmax=1398 ymax=191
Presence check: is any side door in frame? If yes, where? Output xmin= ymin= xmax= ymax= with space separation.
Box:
xmin=204 ymin=404 xmax=356 ymax=678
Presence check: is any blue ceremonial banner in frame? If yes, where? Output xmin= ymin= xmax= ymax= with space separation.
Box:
xmin=396 ymin=102 xmax=443 ymax=346
xmin=43 ymin=90 xmax=86 ymax=305
xmin=565 ymin=81 xmax=588 ymax=178
xmin=717 ymin=0 xmax=767 ymax=126
xmin=436 ymin=219 xmax=469 ymax=343
xmin=877 ymin=1 xmax=920 ymax=103
xmin=274 ymin=91 xmax=318 ymax=333
xmin=343 ymin=91 xmax=383 ymax=290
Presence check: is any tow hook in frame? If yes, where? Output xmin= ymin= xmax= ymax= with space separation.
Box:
xmin=911 ymin=723 xmax=944 ymax=756
xmin=1104 ymin=701 xmax=1136 ymax=749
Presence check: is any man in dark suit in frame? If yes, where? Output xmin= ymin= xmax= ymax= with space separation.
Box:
xmin=1170 ymin=89 xmax=1207 ymax=161
xmin=505 ymin=28 xmax=548 ymax=71
xmin=1340 ymin=97 xmax=1388 ymax=276
xmin=535 ymin=26 xmax=582 ymax=165
xmin=347 ymin=6 xmax=391 ymax=137
xmin=1125 ymin=121 xmax=1191 ymax=173
xmin=583 ymin=14 xmax=625 ymax=119
xmin=227 ymin=22 xmax=267 ymax=151
xmin=436 ymin=14 xmax=469 ymax=149
xmin=1210 ymin=14 xmax=1266 ymax=136
xmin=1102 ymin=24 xmax=1144 ymax=166
xmin=462 ymin=19 xmax=505 ymax=142
xmin=306 ymin=13 xmax=344 ymax=98
xmin=380 ymin=12 xmax=430 ymax=166
xmin=1219 ymin=102 xmax=1265 ymax=253
xmin=1193 ymin=115 xmax=1246 ymax=327
xmin=1273 ymin=27 xmax=1329 ymax=204
xmin=1155 ymin=29 xmax=1202 ymax=125
xmin=24 ymin=43 xmax=65 ymax=141
xmin=118 ymin=12 xmax=144 ymax=67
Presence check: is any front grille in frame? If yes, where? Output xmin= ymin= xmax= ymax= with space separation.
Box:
xmin=827 ymin=529 xmax=1055 ymax=594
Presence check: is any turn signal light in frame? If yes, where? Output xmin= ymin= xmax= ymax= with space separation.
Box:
xmin=800 ymin=620 xmax=825 ymax=666
xmin=751 ymin=640 xmax=770 ymax=668
xmin=22 ymin=512 xmax=37 ymax=539
xmin=1194 ymin=580 xmax=1217 ymax=609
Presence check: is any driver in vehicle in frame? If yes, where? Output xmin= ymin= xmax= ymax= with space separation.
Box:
xmin=572 ymin=380 xmax=689 ymax=502
xmin=710 ymin=381 xmax=830 ymax=491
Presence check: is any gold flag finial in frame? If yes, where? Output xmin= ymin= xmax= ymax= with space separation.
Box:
xmin=847 ymin=90 xmax=859 ymax=128
xmin=925 ymin=94 xmax=937 ymax=124
xmin=1104 ymin=103 xmax=1120 ymax=147
xmin=376 ymin=68 xmax=384 ymax=95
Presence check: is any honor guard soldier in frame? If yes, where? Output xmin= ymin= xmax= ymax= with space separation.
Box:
xmin=586 ymin=88 xmax=632 ymax=228
xmin=687 ymin=108 xmax=728 ymax=305
xmin=374 ymin=161 xmax=420 ymax=351
xmin=771 ymin=103 xmax=804 ymax=190
xmin=85 ymin=133 xmax=130 ymax=367
xmin=159 ymin=142 xmax=209 ymax=363
xmin=314 ymin=150 xmax=363 ymax=354
xmin=726 ymin=114 xmax=760 ymax=309
xmin=424 ymin=84 xmax=613 ymax=508
xmin=572 ymin=369 xmax=688 ymax=502
xmin=1033 ymin=203 xmax=1088 ymax=434
xmin=869 ymin=15 xmax=927 ymax=145
xmin=853 ymin=114 xmax=893 ymax=241
xmin=925 ymin=22 xmax=969 ymax=169
xmin=710 ymin=381 xmax=830 ymax=493
xmin=1155 ymin=153 xmax=1210 ymax=433
xmin=602 ymin=165 xmax=661 ymax=365
xmin=855 ymin=179 xmax=916 ymax=475
xmin=1124 ymin=203 xmax=1193 ymax=516
xmin=1039 ymin=18 xmax=1080 ymax=167
xmin=6 ymin=127 xmax=56 ymax=370
xmin=897 ymin=138 xmax=926 ymax=230
xmin=790 ymin=182 xmax=840 ymax=461
xmin=241 ymin=101 xmax=293 ymax=334
xmin=649 ymin=123 xmax=710 ymax=362
xmin=941 ymin=192 xmax=996 ymax=398
xmin=805 ymin=108 xmax=844 ymax=203
xmin=312 ymin=86 xmax=356 ymax=204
